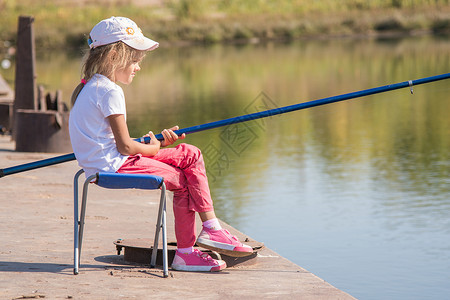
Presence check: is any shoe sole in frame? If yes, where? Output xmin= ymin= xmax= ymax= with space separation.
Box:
xmin=171 ymin=260 xmax=226 ymax=272
xmin=196 ymin=239 xmax=254 ymax=257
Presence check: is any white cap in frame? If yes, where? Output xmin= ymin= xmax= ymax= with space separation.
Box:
xmin=88 ymin=16 xmax=159 ymax=51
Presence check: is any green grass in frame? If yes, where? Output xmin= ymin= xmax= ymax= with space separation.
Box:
xmin=0 ymin=0 xmax=449 ymax=49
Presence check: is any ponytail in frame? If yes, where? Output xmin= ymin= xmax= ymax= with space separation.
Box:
xmin=70 ymin=81 xmax=85 ymax=106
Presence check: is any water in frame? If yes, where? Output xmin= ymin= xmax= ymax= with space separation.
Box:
xmin=2 ymin=35 xmax=449 ymax=299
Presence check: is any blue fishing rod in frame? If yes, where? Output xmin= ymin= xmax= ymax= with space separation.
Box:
xmin=1 ymin=72 xmax=449 ymax=178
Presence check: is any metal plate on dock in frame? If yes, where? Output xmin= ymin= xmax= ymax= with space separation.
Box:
xmin=114 ymin=238 xmax=264 ymax=268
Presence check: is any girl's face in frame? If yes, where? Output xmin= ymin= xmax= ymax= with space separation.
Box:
xmin=115 ymin=61 xmax=141 ymax=85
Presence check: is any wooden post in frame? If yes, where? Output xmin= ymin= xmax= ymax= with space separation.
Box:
xmin=12 ymin=16 xmax=72 ymax=153
xmin=14 ymin=16 xmax=37 ymax=111
xmin=13 ymin=16 xmax=37 ymax=139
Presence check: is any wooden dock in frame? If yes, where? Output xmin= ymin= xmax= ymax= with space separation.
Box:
xmin=0 ymin=135 xmax=356 ymax=299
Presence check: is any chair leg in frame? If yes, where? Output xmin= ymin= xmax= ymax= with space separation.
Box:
xmin=73 ymin=169 xmax=84 ymax=275
xmin=162 ymin=198 xmax=168 ymax=277
xmin=74 ymin=173 xmax=96 ymax=275
xmin=151 ymin=183 xmax=168 ymax=277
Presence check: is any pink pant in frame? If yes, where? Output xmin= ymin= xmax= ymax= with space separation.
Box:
xmin=117 ymin=143 xmax=214 ymax=248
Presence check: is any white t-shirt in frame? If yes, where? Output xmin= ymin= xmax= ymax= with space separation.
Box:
xmin=69 ymin=74 xmax=128 ymax=178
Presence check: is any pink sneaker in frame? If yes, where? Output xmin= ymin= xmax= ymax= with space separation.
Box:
xmin=196 ymin=227 xmax=253 ymax=257
xmin=171 ymin=249 xmax=226 ymax=272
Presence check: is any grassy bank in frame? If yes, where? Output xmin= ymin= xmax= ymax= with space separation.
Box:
xmin=0 ymin=0 xmax=449 ymax=49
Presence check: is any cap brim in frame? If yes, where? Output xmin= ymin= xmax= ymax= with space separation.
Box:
xmin=123 ymin=36 xmax=159 ymax=51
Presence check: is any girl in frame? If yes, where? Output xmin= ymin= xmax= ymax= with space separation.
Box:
xmin=69 ymin=16 xmax=252 ymax=272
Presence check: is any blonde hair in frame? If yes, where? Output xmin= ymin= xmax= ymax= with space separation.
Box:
xmin=71 ymin=41 xmax=146 ymax=105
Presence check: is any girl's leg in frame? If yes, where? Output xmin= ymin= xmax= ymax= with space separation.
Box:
xmin=198 ymin=210 xmax=216 ymax=222
xmin=117 ymin=144 xmax=215 ymax=248
xmin=151 ymin=143 xmax=213 ymax=212
xmin=118 ymin=143 xmax=252 ymax=258
xmin=118 ymin=144 xmax=228 ymax=272
xmin=153 ymin=144 xmax=253 ymax=257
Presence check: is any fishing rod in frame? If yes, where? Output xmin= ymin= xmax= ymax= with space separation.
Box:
xmin=1 ymin=72 xmax=449 ymax=178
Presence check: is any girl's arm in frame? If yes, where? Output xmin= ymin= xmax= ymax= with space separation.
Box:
xmin=108 ymin=114 xmax=160 ymax=156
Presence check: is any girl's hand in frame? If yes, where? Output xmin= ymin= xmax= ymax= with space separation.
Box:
xmin=146 ymin=131 xmax=161 ymax=147
xmin=160 ymin=126 xmax=185 ymax=147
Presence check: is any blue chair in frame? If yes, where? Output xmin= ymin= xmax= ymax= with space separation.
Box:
xmin=73 ymin=170 xmax=168 ymax=277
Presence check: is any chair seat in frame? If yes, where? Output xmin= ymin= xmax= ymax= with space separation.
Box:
xmin=96 ymin=172 xmax=164 ymax=190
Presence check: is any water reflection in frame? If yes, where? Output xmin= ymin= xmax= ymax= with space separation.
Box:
xmin=3 ymin=35 xmax=449 ymax=300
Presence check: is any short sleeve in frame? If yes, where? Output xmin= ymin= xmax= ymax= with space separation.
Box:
xmin=100 ymin=88 xmax=126 ymax=118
